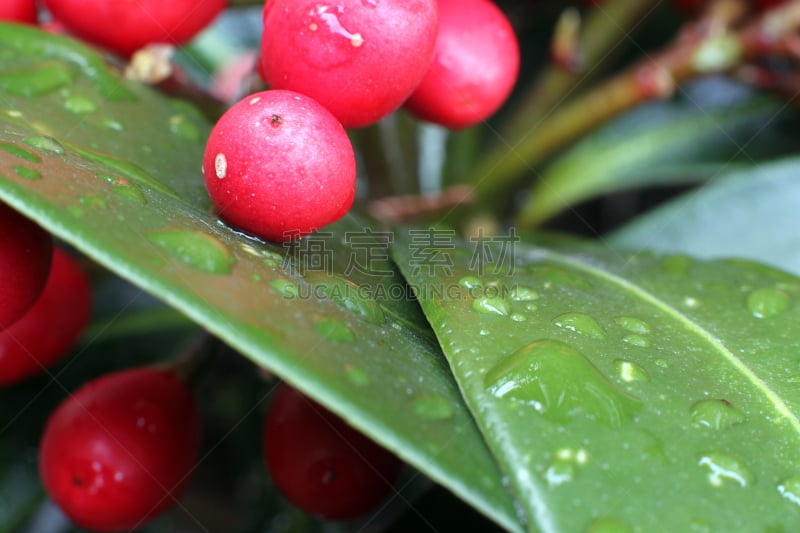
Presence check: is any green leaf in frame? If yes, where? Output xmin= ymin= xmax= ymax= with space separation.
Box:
xmin=392 ymin=233 xmax=800 ymax=531
xmin=518 ymin=79 xmax=800 ymax=227
xmin=0 ymin=25 xmax=519 ymax=530
xmin=609 ymin=156 xmax=800 ymax=277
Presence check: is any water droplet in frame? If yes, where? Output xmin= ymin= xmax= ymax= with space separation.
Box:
xmin=304 ymin=271 xmax=385 ymax=324
xmin=168 ymin=114 xmax=201 ymax=142
xmin=552 ymin=312 xmax=607 ymax=339
xmin=697 ymin=451 xmax=753 ymax=487
xmin=13 ymin=166 xmax=41 ymax=180
xmin=214 ymin=153 xmax=227 ymax=179
xmin=101 ymin=118 xmax=124 ymax=131
xmin=662 ymin=254 xmax=693 ymax=276
xmin=544 ymin=447 xmax=589 ymax=488
xmin=80 ymin=194 xmax=107 ymax=210
xmin=615 ymin=359 xmax=649 ymax=383
xmin=269 ymin=279 xmax=299 ymax=299
xmin=746 ymin=288 xmax=790 ymax=319
xmin=97 ymin=173 xmax=147 ymax=205
xmin=525 ymin=303 xmax=538 ymax=312
xmin=64 ymin=96 xmax=97 ymax=114
xmin=147 ymin=230 xmax=235 ymax=274
xmin=458 ymin=276 xmax=482 ymax=289
xmin=683 ymin=296 xmax=701 ymax=308
xmin=0 ymin=142 xmax=41 ymax=162
xmin=586 ymin=517 xmax=633 ymax=533
xmin=411 ymin=395 xmax=455 ymax=421
xmin=23 ymin=136 xmax=65 ymax=155
xmin=0 ymin=62 xmax=77 ymax=96
xmin=484 ymin=339 xmax=640 ymax=427
xmin=344 ymin=363 xmax=370 ymax=386
xmin=544 ymin=460 xmax=576 ymax=488
xmin=654 ymin=358 xmax=670 ymax=368
xmin=510 ymin=285 xmax=539 ymax=301
xmin=690 ymin=399 xmax=745 ymax=430
xmin=313 ymin=316 xmax=353 ymax=342
xmin=778 ymin=477 xmax=800 ymax=508
xmin=614 ymin=316 xmax=651 ymax=334
xmin=622 ymin=334 xmax=650 ymax=348
xmin=472 ymin=297 xmax=510 ymax=316
xmin=528 ymin=264 xmax=591 ymax=290
xmin=510 ymin=313 xmax=526 ymax=322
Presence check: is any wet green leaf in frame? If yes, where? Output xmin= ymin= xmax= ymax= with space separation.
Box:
xmin=518 ymin=80 xmax=800 ymax=227
xmin=392 ymin=234 xmax=800 ymax=532
xmin=0 ymin=24 xmax=519 ymax=530
xmin=609 ymin=156 xmax=800 ymax=277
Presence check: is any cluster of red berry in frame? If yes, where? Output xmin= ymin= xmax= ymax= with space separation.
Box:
xmin=204 ymin=0 xmax=520 ymax=242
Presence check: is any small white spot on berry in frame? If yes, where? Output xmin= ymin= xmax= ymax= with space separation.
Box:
xmin=215 ymin=153 xmax=227 ymax=179
xmin=350 ymin=33 xmax=364 ymax=47
xmin=249 ymin=96 xmax=261 ymax=105
xmin=309 ymin=22 xmax=318 ymax=31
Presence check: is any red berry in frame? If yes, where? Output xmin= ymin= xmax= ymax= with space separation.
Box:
xmin=42 ymin=0 xmax=225 ymax=56
xmin=39 ymin=367 xmax=202 ymax=532
xmin=0 ymin=248 xmax=91 ymax=385
xmin=259 ymin=0 xmax=439 ymax=128
xmin=203 ymin=90 xmax=356 ymax=242
xmin=0 ymin=203 xmax=53 ymax=330
xmin=0 ymin=0 xmax=37 ymax=23
xmin=263 ymin=383 xmax=403 ymax=520
xmin=404 ymin=0 xmax=520 ymax=129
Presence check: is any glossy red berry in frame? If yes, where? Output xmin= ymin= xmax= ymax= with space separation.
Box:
xmin=404 ymin=0 xmax=520 ymax=129
xmin=0 ymin=203 xmax=53 ymax=330
xmin=263 ymin=383 xmax=403 ymax=520
xmin=0 ymin=248 xmax=91 ymax=385
xmin=42 ymin=0 xmax=225 ymax=56
xmin=0 ymin=0 xmax=37 ymax=23
xmin=39 ymin=367 xmax=202 ymax=532
xmin=259 ymin=0 xmax=439 ymax=128
xmin=203 ymin=90 xmax=356 ymax=242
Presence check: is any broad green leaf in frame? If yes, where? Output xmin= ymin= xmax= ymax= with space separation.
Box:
xmin=518 ymin=79 xmax=800 ymax=227
xmin=392 ymin=234 xmax=800 ymax=531
xmin=0 ymin=24 xmax=520 ymax=530
xmin=609 ymin=156 xmax=800 ymax=276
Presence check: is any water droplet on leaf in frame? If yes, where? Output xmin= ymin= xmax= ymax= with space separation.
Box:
xmin=746 ymin=288 xmax=790 ymax=318
xmin=510 ymin=285 xmax=539 ymax=301
xmin=484 ymin=339 xmax=640 ymax=426
xmin=168 ymin=114 xmax=200 ymax=142
xmin=615 ymin=360 xmax=649 ymax=383
xmin=689 ymin=399 xmax=745 ymax=430
xmin=0 ymin=61 xmax=76 ymax=96
xmin=64 ymin=96 xmax=97 ymax=114
xmin=411 ymin=395 xmax=455 ymax=421
xmin=148 ymin=230 xmax=235 ymax=274
xmin=778 ymin=477 xmax=800 ymax=508
xmin=458 ymin=276 xmax=482 ymax=289
xmin=622 ymin=334 xmax=650 ymax=348
xmin=697 ymin=451 xmax=753 ymax=487
xmin=472 ymin=297 xmax=510 ymax=316
xmin=23 ymin=136 xmax=65 ymax=155
xmin=614 ymin=316 xmax=652 ymax=334
xmin=552 ymin=312 xmax=607 ymax=339
xmin=304 ymin=271 xmax=385 ymax=324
